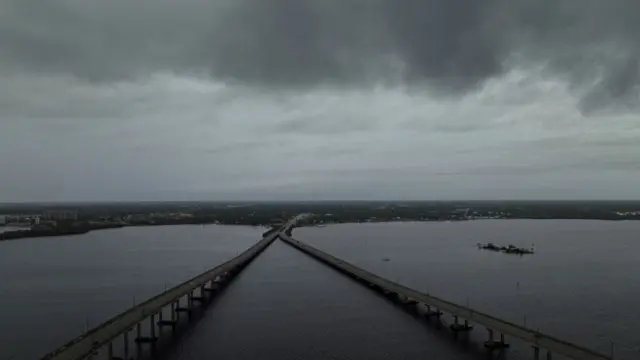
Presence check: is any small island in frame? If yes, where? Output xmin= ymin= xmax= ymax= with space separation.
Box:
xmin=477 ymin=242 xmax=534 ymax=255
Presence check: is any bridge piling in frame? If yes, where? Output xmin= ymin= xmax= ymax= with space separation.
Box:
xmin=485 ymin=329 xmax=510 ymax=350
xmin=533 ymin=346 xmax=540 ymax=360
xmin=423 ymin=304 xmax=443 ymax=319
xmin=203 ymin=284 xmax=218 ymax=293
xmin=450 ymin=315 xmax=473 ymax=333
xmin=135 ymin=323 xmax=142 ymax=358
xmin=157 ymin=309 xmax=163 ymax=337
xmin=150 ymin=314 xmax=156 ymax=347
xmin=123 ymin=330 xmax=129 ymax=360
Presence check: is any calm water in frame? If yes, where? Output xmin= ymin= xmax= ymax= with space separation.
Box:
xmin=1 ymin=220 xmax=638 ymax=360
xmin=163 ymin=240 xmax=487 ymax=360
xmin=295 ymin=220 xmax=640 ymax=359
xmin=0 ymin=225 xmax=264 ymax=360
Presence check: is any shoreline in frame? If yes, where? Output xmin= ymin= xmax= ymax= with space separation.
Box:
xmin=2 ymin=216 xmax=638 ymax=242
xmin=0 ymin=222 xmax=272 ymax=242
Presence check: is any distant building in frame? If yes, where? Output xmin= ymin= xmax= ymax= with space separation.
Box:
xmin=0 ymin=215 xmax=5 ymax=225
xmin=43 ymin=210 xmax=78 ymax=221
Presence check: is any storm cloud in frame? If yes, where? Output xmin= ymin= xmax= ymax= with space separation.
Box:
xmin=1 ymin=0 xmax=640 ymax=110
xmin=1 ymin=1 xmax=640 ymax=201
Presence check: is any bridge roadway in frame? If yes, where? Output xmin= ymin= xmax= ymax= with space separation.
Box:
xmin=278 ymin=232 xmax=613 ymax=360
xmin=40 ymin=228 xmax=285 ymax=360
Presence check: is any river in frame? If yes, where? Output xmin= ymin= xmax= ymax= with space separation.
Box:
xmin=293 ymin=220 xmax=640 ymax=359
xmin=0 ymin=224 xmax=264 ymax=360
xmin=1 ymin=220 xmax=638 ymax=360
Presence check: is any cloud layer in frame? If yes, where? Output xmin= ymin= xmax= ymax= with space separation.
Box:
xmin=2 ymin=0 xmax=640 ymax=110
xmin=1 ymin=69 xmax=639 ymax=201
xmin=1 ymin=1 xmax=639 ymax=201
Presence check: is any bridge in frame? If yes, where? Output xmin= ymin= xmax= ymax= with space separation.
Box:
xmin=39 ymin=217 xmax=613 ymax=360
xmin=39 ymin=229 xmax=283 ymax=360
xmin=278 ymin=232 xmax=613 ymax=360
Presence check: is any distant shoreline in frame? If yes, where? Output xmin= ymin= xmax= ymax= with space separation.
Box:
xmin=0 ymin=222 xmax=271 ymax=242
xmin=296 ymin=217 xmax=640 ymax=227
xmin=2 ymin=214 xmax=639 ymax=242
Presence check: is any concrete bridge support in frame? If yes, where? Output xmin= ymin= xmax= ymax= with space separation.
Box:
xmin=123 ymin=330 xmax=129 ymax=360
xmin=136 ymin=323 xmax=142 ymax=358
xmin=532 ymin=346 xmax=554 ymax=360
xmin=485 ymin=329 xmax=510 ymax=350
xmin=423 ymin=304 xmax=443 ymax=319
xmin=450 ymin=315 xmax=473 ymax=333
xmin=150 ymin=313 xmax=156 ymax=353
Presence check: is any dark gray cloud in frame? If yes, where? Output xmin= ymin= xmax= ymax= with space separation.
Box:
xmin=1 ymin=0 xmax=640 ymax=110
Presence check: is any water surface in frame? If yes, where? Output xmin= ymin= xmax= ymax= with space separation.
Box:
xmin=296 ymin=220 xmax=640 ymax=359
xmin=0 ymin=225 xmax=263 ymax=360
xmin=164 ymin=240 xmax=488 ymax=360
xmin=3 ymin=220 xmax=637 ymax=360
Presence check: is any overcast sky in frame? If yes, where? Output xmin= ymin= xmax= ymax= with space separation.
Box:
xmin=1 ymin=0 xmax=639 ymax=202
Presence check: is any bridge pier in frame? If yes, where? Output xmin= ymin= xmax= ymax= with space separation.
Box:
xmin=203 ymin=283 xmax=219 ymax=293
xmin=191 ymin=294 xmax=206 ymax=303
xmin=404 ymin=298 xmax=419 ymax=307
xmin=136 ymin=323 xmax=142 ymax=358
xmin=150 ymin=314 xmax=156 ymax=351
xmin=533 ymin=346 xmax=540 ymax=360
xmin=171 ymin=301 xmax=177 ymax=320
xmin=484 ymin=329 xmax=510 ymax=350
xmin=450 ymin=315 xmax=473 ymax=332
xmin=401 ymin=298 xmax=419 ymax=314
xmin=157 ymin=309 xmax=165 ymax=336
xmin=175 ymin=306 xmax=193 ymax=315
xmin=123 ymin=330 xmax=129 ymax=360
xmin=175 ymin=295 xmax=193 ymax=319
xmin=158 ymin=319 xmax=178 ymax=329
xmin=107 ymin=341 xmax=113 ymax=359
xmin=423 ymin=304 xmax=443 ymax=318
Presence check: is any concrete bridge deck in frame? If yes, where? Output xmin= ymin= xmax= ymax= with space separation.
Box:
xmin=278 ymin=232 xmax=613 ymax=360
xmin=39 ymin=230 xmax=282 ymax=360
